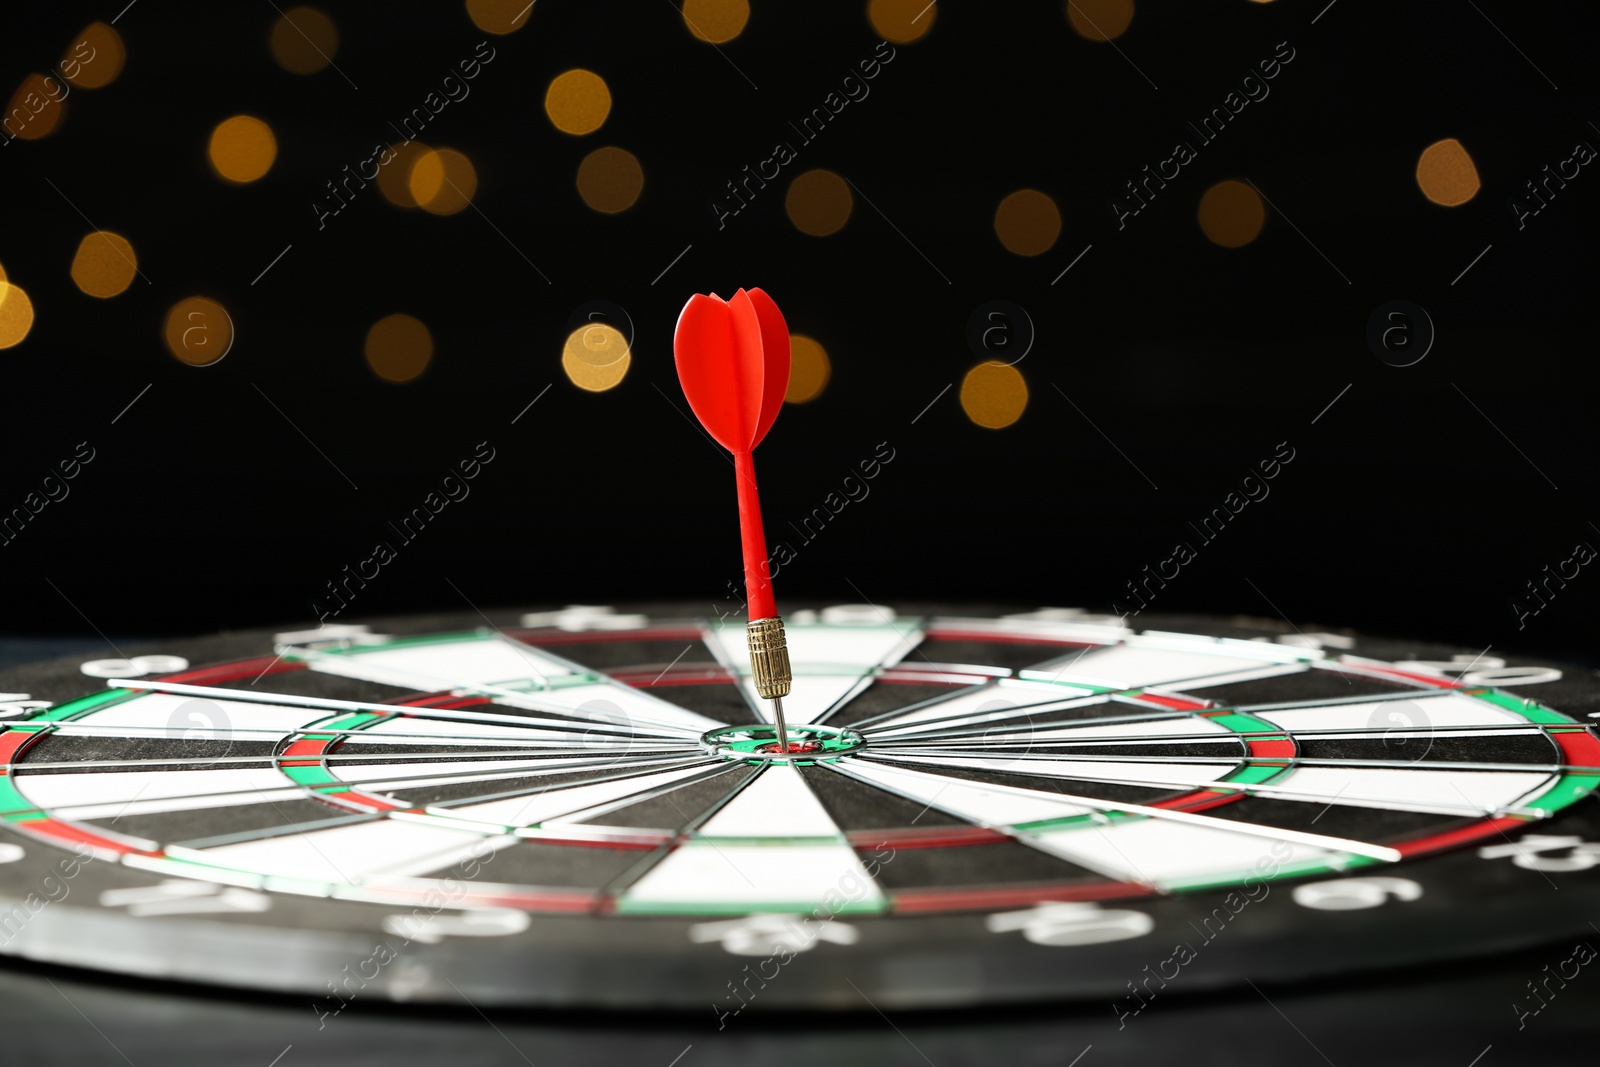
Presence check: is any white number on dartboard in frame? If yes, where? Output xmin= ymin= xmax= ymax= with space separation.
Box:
xmin=985 ymin=902 xmax=1154 ymax=946
xmin=1292 ymin=877 xmax=1422 ymax=910
xmin=80 ymin=655 xmax=189 ymax=679
xmin=0 ymin=693 xmax=50 ymax=718
xmin=99 ymin=880 xmax=270 ymax=917
xmin=1479 ymin=835 xmax=1600 ymax=872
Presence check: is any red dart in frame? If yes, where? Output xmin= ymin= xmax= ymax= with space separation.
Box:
xmin=674 ymin=287 xmax=795 ymax=751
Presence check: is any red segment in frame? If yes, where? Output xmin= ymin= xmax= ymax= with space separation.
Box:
xmin=1248 ymin=738 xmax=1296 ymax=759
xmin=1392 ymin=816 xmax=1526 ymax=858
xmin=163 ymin=658 xmax=305 ymax=686
xmin=1151 ymin=789 xmax=1243 ymax=813
xmin=0 ymin=729 xmax=45 ymax=765
xmin=848 ymin=827 xmax=1011 ymax=849
xmin=893 ymin=880 xmax=1154 ymax=913
xmin=15 ymin=818 xmax=157 ymax=857
xmin=281 ymin=738 xmax=331 ymax=760
xmin=615 ymin=665 xmax=736 ymax=688
xmin=1551 ymin=728 xmax=1600 ymax=769
xmin=1336 ymin=662 xmax=1460 ymax=689
xmin=1133 ymin=693 xmax=1211 ymax=712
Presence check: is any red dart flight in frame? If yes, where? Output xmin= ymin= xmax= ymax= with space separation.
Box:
xmin=674 ymin=287 xmax=797 ymax=752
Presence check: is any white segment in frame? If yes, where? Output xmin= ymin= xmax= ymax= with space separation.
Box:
xmin=864 ymin=752 xmax=1234 ymax=789
xmin=15 ymin=767 xmax=295 ymax=810
xmin=302 ymin=640 xmax=725 ymax=734
xmin=308 ymin=634 xmax=574 ymax=688
xmin=1029 ymin=818 xmax=1343 ymax=886
xmin=1252 ymin=694 xmax=1524 ymax=731
xmin=1030 ymin=643 xmax=1305 ymax=691
xmin=829 ymin=760 xmax=1093 ymax=827
xmin=882 ymin=714 xmax=1233 ymax=745
xmin=868 ymin=680 xmax=1104 ymax=733
xmin=51 ymin=692 xmax=333 ymax=737
xmin=621 ymin=842 xmax=884 ymax=911
xmin=695 ymin=764 xmax=842 ymax=838
xmin=185 ymin=820 xmax=487 ymax=885
xmin=1262 ymin=766 xmax=1552 ymax=816
xmin=445 ymin=764 xmax=715 ymax=827
xmin=49 ymin=790 xmax=307 ymax=823
xmin=335 ymin=754 xmax=693 ymax=786
xmin=706 ymin=621 xmax=923 ymax=724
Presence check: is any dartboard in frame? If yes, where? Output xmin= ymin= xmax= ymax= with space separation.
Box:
xmin=1 ymin=604 xmax=1597 ymax=1010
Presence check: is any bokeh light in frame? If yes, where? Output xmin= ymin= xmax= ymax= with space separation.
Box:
xmin=1197 ymin=179 xmax=1266 ymax=247
xmin=1067 ymin=0 xmax=1135 ymax=41
xmin=683 ymin=0 xmax=750 ymax=43
xmin=70 ymin=231 xmax=139 ymax=298
xmin=994 ymin=189 xmax=1062 ymax=256
xmin=63 ymin=23 xmax=125 ymax=89
xmin=467 ymin=0 xmax=535 ymax=35
xmin=208 ymin=115 xmax=277 ymax=184
xmin=961 ymin=361 xmax=1028 ymax=429
xmin=365 ymin=314 xmax=433 ymax=383
xmin=0 ymin=277 xmax=36 ymax=350
xmin=1416 ymin=138 xmax=1480 ymax=207
xmin=6 ymin=75 xmax=69 ymax=141
xmin=163 ymin=297 xmax=234 ymax=366
xmin=545 ymin=69 xmax=611 ymax=135
xmin=410 ymin=148 xmax=478 ymax=215
xmin=785 ymin=169 xmax=853 ymax=236
xmin=562 ymin=323 xmax=631 ymax=392
xmin=576 ymin=147 xmax=644 ymax=214
xmin=868 ymin=0 xmax=935 ymax=43
xmin=786 ymin=336 xmax=831 ymax=403
xmin=270 ymin=6 xmax=340 ymax=75
xmin=378 ymin=141 xmax=434 ymax=208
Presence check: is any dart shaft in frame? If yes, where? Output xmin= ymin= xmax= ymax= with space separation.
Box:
xmin=733 ymin=451 xmax=777 ymax=622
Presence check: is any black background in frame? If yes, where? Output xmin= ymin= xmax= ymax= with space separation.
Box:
xmin=1 ymin=0 xmax=1597 ymax=663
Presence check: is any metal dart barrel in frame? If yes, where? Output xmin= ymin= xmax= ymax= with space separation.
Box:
xmin=746 ymin=615 xmax=793 ymax=751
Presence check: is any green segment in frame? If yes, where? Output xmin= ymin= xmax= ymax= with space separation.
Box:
xmin=1467 ymin=688 xmax=1574 ymax=725
xmin=1164 ymin=854 xmax=1384 ymax=893
xmin=33 ymin=689 xmax=134 ymax=721
xmin=0 ymin=775 xmax=37 ymax=817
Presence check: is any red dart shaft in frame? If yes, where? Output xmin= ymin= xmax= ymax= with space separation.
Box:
xmin=733 ymin=450 xmax=777 ymax=622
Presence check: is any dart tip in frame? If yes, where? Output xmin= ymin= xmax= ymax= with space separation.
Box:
xmin=771 ymin=695 xmax=789 ymax=753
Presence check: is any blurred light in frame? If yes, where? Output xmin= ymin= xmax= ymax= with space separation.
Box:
xmin=960 ymin=361 xmax=1028 ymax=429
xmin=365 ymin=314 xmax=433 ymax=383
xmin=1416 ymin=138 xmax=1480 ymax=207
xmin=208 ymin=115 xmax=277 ymax=184
xmin=785 ymin=169 xmax=853 ymax=236
xmin=467 ymin=0 xmax=534 ymax=35
xmin=163 ymin=297 xmax=234 ymax=366
xmin=1067 ymin=0 xmax=1135 ymax=41
xmin=378 ymin=141 xmax=434 ymax=208
xmin=683 ymin=0 xmax=750 ymax=43
xmin=994 ymin=189 xmax=1062 ymax=256
xmin=0 ymin=279 xmax=36 ymax=350
xmin=70 ymin=231 xmax=138 ymax=298
xmin=410 ymin=147 xmax=477 ymax=215
xmin=576 ymin=146 xmax=644 ymax=213
xmin=1197 ymin=179 xmax=1265 ymax=247
xmin=271 ymin=6 xmax=339 ymax=75
xmin=5 ymin=75 xmax=69 ymax=141
xmin=63 ymin=22 xmax=125 ymax=89
xmin=868 ymin=0 xmax=935 ymax=43
xmin=545 ymin=69 xmax=611 ymax=135
xmin=785 ymin=335 xmax=830 ymax=403
xmin=562 ymin=324 xmax=631 ymax=392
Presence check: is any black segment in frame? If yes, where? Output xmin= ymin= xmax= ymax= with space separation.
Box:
xmin=439 ymin=839 xmax=651 ymax=888
xmin=798 ymin=764 xmax=968 ymax=829
xmin=18 ymin=733 xmax=279 ymax=769
xmin=1296 ymin=733 xmax=1558 ymax=765
xmin=867 ymin=839 xmax=1101 ymax=890
xmin=88 ymin=798 xmax=365 ymax=847
xmin=824 ymin=681 xmax=977 ymax=727
xmin=244 ymin=665 xmax=420 ymax=704
xmin=917 ymin=639 xmax=1086 ymax=674
xmin=1187 ymin=668 xmax=1412 ymax=707
xmin=1203 ymin=795 xmax=1470 ymax=842
xmin=644 ymin=683 xmax=756 ymax=724
xmin=517 ymin=634 xmax=717 ymax=672
xmin=385 ymin=763 xmax=704 ymax=806
xmin=575 ymin=766 xmax=756 ymax=830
